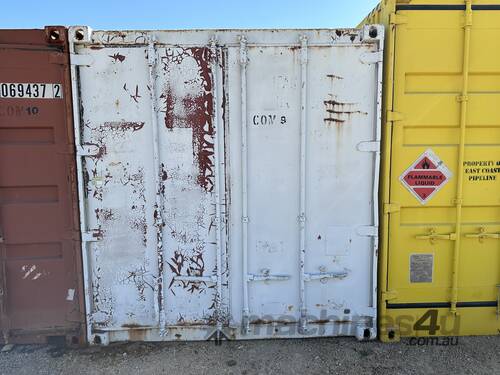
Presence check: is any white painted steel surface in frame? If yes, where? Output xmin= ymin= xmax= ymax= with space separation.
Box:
xmin=69 ymin=26 xmax=384 ymax=343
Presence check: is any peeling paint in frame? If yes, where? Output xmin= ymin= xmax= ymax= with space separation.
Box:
xmin=109 ymin=53 xmax=126 ymax=62
xmin=76 ymin=29 xmax=381 ymax=341
xmin=160 ymin=47 xmax=215 ymax=192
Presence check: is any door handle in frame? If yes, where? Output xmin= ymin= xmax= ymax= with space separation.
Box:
xmin=415 ymin=228 xmax=456 ymax=244
xmin=465 ymin=227 xmax=500 ymax=242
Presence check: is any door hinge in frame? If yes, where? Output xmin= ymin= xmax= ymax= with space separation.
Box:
xmin=77 ymin=144 xmax=100 ymax=157
xmin=81 ymin=229 xmax=103 ymax=242
xmin=386 ymin=110 xmax=404 ymax=122
xmin=382 ymin=290 xmax=397 ymax=301
xmin=70 ymin=54 xmax=93 ymax=66
xmin=356 ymin=225 xmax=379 ymax=237
xmin=357 ymin=141 xmax=380 ymax=153
xmin=389 ymin=13 xmax=407 ymax=26
xmin=360 ymin=50 xmax=383 ymax=65
xmin=384 ymin=203 xmax=400 ymax=214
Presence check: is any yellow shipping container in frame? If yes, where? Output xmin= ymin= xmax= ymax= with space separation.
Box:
xmin=361 ymin=0 xmax=500 ymax=341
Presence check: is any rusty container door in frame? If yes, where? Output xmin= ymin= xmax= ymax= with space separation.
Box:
xmin=0 ymin=27 xmax=85 ymax=344
xmin=69 ymin=26 xmax=383 ymax=344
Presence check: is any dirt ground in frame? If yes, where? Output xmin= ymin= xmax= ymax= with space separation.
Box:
xmin=1 ymin=336 xmax=499 ymax=375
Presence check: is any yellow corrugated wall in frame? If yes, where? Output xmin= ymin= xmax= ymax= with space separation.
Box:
xmin=361 ymin=0 xmax=500 ymax=341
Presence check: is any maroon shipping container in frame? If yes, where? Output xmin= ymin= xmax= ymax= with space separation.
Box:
xmin=0 ymin=27 xmax=85 ymax=344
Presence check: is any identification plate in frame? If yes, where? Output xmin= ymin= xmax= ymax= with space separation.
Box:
xmin=0 ymin=83 xmax=63 ymax=99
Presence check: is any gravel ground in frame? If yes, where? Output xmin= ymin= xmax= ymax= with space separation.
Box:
xmin=0 ymin=336 xmax=499 ymax=375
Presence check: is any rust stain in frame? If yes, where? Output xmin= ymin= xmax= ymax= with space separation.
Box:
xmin=92 ymin=266 xmax=114 ymax=327
xmin=160 ymin=166 xmax=168 ymax=181
xmin=124 ymin=266 xmax=155 ymax=302
xmin=94 ymin=208 xmax=115 ymax=221
xmin=109 ymin=53 xmax=126 ymax=62
xmin=82 ymin=141 xmax=107 ymax=160
xmin=167 ymin=250 xmax=207 ymax=295
xmin=121 ymin=323 xmax=148 ymax=329
xmin=309 ymin=319 xmax=330 ymax=324
xmin=175 ymin=318 xmax=210 ymax=327
xmin=153 ymin=205 xmax=165 ymax=313
xmin=160 ymin=47 xmax=215 ymax=192
xmin=123 ymin=83 xmax=142 ymax=103
xmin=324 ymin=118 xmax=346 ymax=124
xmin=327 ymin=74 xmax=344 ymax=80
xmin=104 ymin=121 xmax=145 ymax=132
xmin=128 ymin=328 xmax=147 ymax=342
xmin=115 ymin=166 xmax=147 ymax=246
xmin=323 ymin=97 xmax=367 ymax=125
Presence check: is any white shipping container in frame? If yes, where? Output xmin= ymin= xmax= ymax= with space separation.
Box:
xmin=69 ymin=26 xmax=383 ymax=344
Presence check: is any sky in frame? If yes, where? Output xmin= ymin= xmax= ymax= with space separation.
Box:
xmin=1 ymin=0 xmax=380 ymax=30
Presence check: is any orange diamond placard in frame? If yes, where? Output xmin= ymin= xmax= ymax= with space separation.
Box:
xmin=400 ymin=149 xmax=452 ymax=204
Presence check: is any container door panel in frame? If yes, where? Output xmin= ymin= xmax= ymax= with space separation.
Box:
xmin=0 ymin=28 xmax=84 ymax=344
xmin=72 ymin=27 xmax=383 ymax=342
xmin=385 ymin=7 xmax=500 ymax=337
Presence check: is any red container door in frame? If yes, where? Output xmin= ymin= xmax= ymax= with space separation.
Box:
xmin=0 ymin=27 xmax=84 ymax=344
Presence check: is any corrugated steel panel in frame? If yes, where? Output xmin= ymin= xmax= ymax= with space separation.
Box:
xmin=361 ymin=0 xmax=500 ymax=340
xmin=69 ymin=26 xmax=384 ymax=343
xmin=0 ymin=27 xmax=85 ymax=344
